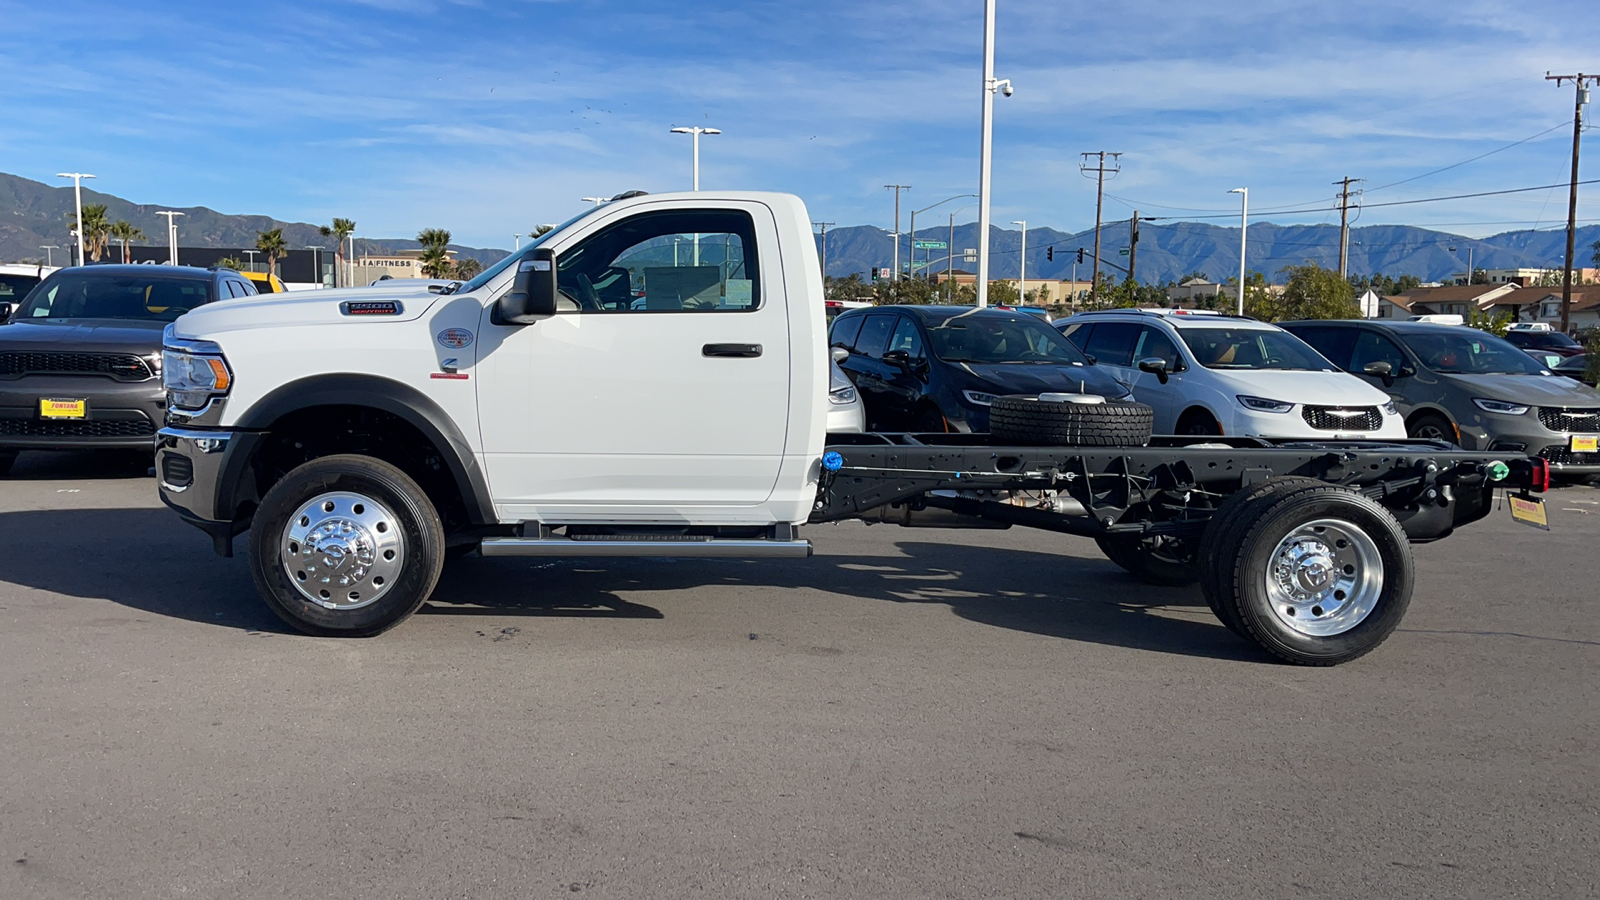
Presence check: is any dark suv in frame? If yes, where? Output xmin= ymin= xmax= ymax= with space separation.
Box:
xmin=829 ymin=305 xmax=1130 ymax=432
xmin=1282 ymin=318 xmax=1600 ymax=474
xmin=1502 ymin=327 xmax=1585 ymax=358
xmin=0 ymin=265 xmax=253 ymax=475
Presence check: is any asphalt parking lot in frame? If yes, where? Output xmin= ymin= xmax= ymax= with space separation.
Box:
xmin=1 ymin=451 xmax=1597 ymax=900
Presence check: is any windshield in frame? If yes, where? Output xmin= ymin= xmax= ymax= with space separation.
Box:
xmin=17 ymin=271 xmax=213 ymax=322
xmin=1177 ymin=327 xmax=1335 ymax=371
xmin=1401 ymin=330 xmax=1548 ymax=375
xmin=925 ymin=313 xmax=1088 ymax=364
xmin=452 ymin=208 xmax=594 ymax=294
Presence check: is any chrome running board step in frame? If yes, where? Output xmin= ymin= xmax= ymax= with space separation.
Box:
xmin=481 ymin=537 xmax=812 ymax=559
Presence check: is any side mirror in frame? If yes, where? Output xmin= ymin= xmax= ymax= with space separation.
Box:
xmin=0 ymin=301 xmax=12 ymax=322
xmin=881 ymin=349 xmax=911 ymax=367
xmin=493 ymin=247 xmax=558 ymax=325
xmin=1137 ymin=357 xmax=1170 ymax=384
xmin=1083 ymin=352 xmax=1098 ymax=365
xmin=830 ymin=345 xmax=850 ymax=363
xmin=1362 ymin=360 xmax=1395 ymax=387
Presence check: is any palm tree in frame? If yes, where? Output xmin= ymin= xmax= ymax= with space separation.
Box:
xmin=68 ymin=204 xmax=112 ymax=262
xmin=320 ymin=218 xmax=356 ymax=286
xmin=106 ymin=220 xmax=145 ymax=263
xmin=256 ymin=228 xmax=288 ymax=277
xmin=417 ymin=228 xmax=453 ymax=279
xmin=531 ymin=224 xmax=554 ymax=239
xmin=214 ymin=255 xmax=248 ymax=271
xmin=452 ymin=257 xmax=483 ymax=280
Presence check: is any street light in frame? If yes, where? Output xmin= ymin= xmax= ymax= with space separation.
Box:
xmin=307 ymin=246 xmax=326 ymax=288
xmin=1448 ymin=244 xmax=1474 ymax=285
xmin=581 ymin=196 xmax=609 ymax=206
xmin=512 ymin=233 xmax=521 ymax=250
xmin=909 ymin=193 xmax=978 ymax=285
xmin=1228 ymin=188 xmax=1248 ymax=314
xmin=39 ymin=245 xmax=59 ymax=267
xmin=975 ymin=0 xmax=1014 ymax=307
xmin=1011 ymin=220 xmax=1027 ymax=303
xmin=56 ymin=172 xmax=96 ymax=266
xmin=243 ymin=249 xmax=258 ymax=272
xmin=156 ymin=211 xmax=184 ymax=266
xmin=669 ymin=126 xmax=721 ymax=191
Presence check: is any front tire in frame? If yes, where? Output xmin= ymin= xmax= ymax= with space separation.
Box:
xmin=1212 ymin=484 xmax=1414 ymax=666
xmin=250 ymin=454 xmax=445 ymax=637
xmin=1407 ymin=412 xmax=1456 ymax=445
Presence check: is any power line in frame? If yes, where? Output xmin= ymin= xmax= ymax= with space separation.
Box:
xmin=1365 ymin=120 xmax=1573 ymax=193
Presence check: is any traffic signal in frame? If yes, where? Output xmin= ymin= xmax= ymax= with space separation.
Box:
xmin=1046 ymin=246 xmax=1054 ymax=262
xmin=1077 ymin=248 xmax=1085 ymax=264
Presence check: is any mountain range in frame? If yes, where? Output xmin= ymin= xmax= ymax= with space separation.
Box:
xmin=0 ymin=172 xmax=507 ymax=268
xmin=3 ymin=171 xmax=1595 ymax=285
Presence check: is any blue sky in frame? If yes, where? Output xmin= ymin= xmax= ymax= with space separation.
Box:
xmin=3 ymin=0 xmax=1597 ymax=249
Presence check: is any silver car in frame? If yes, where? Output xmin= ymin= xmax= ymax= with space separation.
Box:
xmin=827 ymin=356 xmax=864 ymax=433
xmin=1283 ymin=319 xmax=1600 ymax=474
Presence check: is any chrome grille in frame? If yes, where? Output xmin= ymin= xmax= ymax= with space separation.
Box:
xmin=1536 ymin=407 xmax=1600 ymax=433
xmin=1301 ymin=405 xmax=1382 ymax=431
xmin=0 ymin=351 xmax=154 ymax=381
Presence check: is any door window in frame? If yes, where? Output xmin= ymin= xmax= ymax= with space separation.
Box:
xmin=1350 ymin=331 xmax=1409 ymax=372
xmin=853 ymin=314 xmax=895 ymax=358
xmin=886 ymin=317 xmax=925 ymax=359
xmin=1293 ymin=326 xmax=1356 ymax=369
xmin=555 ymin=209 xmax=758 ymax=312
xmin=1134 ymin=327 xmax=1182 ymax=369
xmin=830 ymin=314 xmax=864 ymax=350
xmin=1081 ymin=321 xmax=1140 ymax=366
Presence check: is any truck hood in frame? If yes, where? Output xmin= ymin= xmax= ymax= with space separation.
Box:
xmin=1207 ymin=369 xmax=1390 ymax=407
xmin=955 ymin=361 xmax=1133 ymax=400
xmin=0 ymin=317 xmax=167 ymax=354
xmin=1439 ymin=371 xmax=1600 ymax=407
xmin=171 ymin=285 xmax=446 ymax=339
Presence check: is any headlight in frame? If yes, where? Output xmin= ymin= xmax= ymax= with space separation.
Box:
xmin=828 ymin=385 xmax=857 ymax=405
xmin=1237 ymin=395 xmax=1293 ymax=413
xmin=1381 ymin=401 xmax=1398 ymax=416
xmin=1472 ymin=398 xmax=1529 ymax=415
xmin=163 ymin=329 xmax=232 ymax=411
xmin=962 ymin=390 xmax=999 ymax=407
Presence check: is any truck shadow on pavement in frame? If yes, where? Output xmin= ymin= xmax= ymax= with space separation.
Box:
xmin=0 ymin=507 xmax=1260 ymax=662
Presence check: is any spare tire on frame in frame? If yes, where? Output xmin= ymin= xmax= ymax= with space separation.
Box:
xmin=988 ymin=395 xmax=1154 ymax=447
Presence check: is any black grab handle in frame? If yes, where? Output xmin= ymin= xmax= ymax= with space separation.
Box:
xmin=702 ymin=343 xmax=763 ymax=358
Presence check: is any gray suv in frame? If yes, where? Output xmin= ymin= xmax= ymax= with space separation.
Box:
xmin=1282 ymin=319 xmax=1600 ymax=474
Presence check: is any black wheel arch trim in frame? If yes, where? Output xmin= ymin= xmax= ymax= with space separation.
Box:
xmin=233 ymin=373 xmax=496 ymax=526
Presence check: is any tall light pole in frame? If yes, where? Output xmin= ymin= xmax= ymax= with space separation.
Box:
xmin=156 ymin=210 xmax=184 ymax=265
xmin=307 ymin=246 xmax=325 ymax=287
xmin=909 ymin=193 xmax=977 ymax=284
xmin=1228 ymin=188 xmax=1248 ymax=314
xmin=40 ymin=245 xmax=59 ymax=267
xmin=581 ymin=196 xmax=609 ymax=206
xmin=1448 ymin=244 xmax=1474 ymax=285
xmin=512 ymin=233 xmax=522 ymax=250
xmin=813 ymin=222 xmax=834 ymax=277
xmin=56 ymin=173 xmax=96 ymax=266
xmin=1011 ymin=220 xmax=1027 ymax=303
xmin=976 ymin=0 xmax=1012 ymax=307
xmin=669 ymin=126 xmax=720 ymax=191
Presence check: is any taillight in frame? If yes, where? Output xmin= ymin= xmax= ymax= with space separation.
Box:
xmin=1529 ymin=457 xmax=1551 ymax=493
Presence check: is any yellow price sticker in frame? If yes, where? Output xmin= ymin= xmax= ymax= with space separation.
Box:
xmin=1508 ymin=495 xmax=1549 ymax=530
xmin=39 ymin=398 xmax=86 ymax=419
xmin=1570 ymin=435 xmax=1598 ymax=453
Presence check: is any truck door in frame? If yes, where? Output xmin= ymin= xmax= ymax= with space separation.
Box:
xmin=475 ymin=203 xmax=792 ymax=519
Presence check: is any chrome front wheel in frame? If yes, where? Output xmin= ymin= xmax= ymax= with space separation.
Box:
xmin=281 ymin=491 xmax=406 ymax=610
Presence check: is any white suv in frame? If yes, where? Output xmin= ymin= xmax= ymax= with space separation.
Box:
xmin=1057 ymin=310 xmax=1404 ymax=439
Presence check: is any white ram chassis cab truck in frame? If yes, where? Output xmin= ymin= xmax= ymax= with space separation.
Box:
xmin=156 ymin=191 xmax=1545 ymax=666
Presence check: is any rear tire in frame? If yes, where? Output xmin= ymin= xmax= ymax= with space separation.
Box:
xmin=250 ymin=454 xmax=445 ymax=637
xmin=989 ymin=396 xmax=1153 ymax=447
xmin=1096 ymin=534 xmax=1198 ymax=586
xmin=1213 ymin=484 xmax=1414 ymax=666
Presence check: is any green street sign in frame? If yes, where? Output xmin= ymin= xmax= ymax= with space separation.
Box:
xmin=913 ymin=240 xmax=947 ymax=250
xmin=1118 ymin=248 xmax=1130 ymax=255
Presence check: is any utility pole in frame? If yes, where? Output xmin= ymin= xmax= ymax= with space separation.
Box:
xmin=1127 ymin=211 xmax=1142 ymax=288
xmin=1080 ymin=152 xmax=1121 ymax=304
xmin=1547 ymin=72 xmax=1594 ymax=332
xmin=947 ymin=212 xmax=956 ymax=301
xmin=1334 ymin=176 xmax=1363 ymax=279
xmin=812 ymin=222 xmax=833 ymax=277
xmin=884 ymin=184 xmax=910 ymax=284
